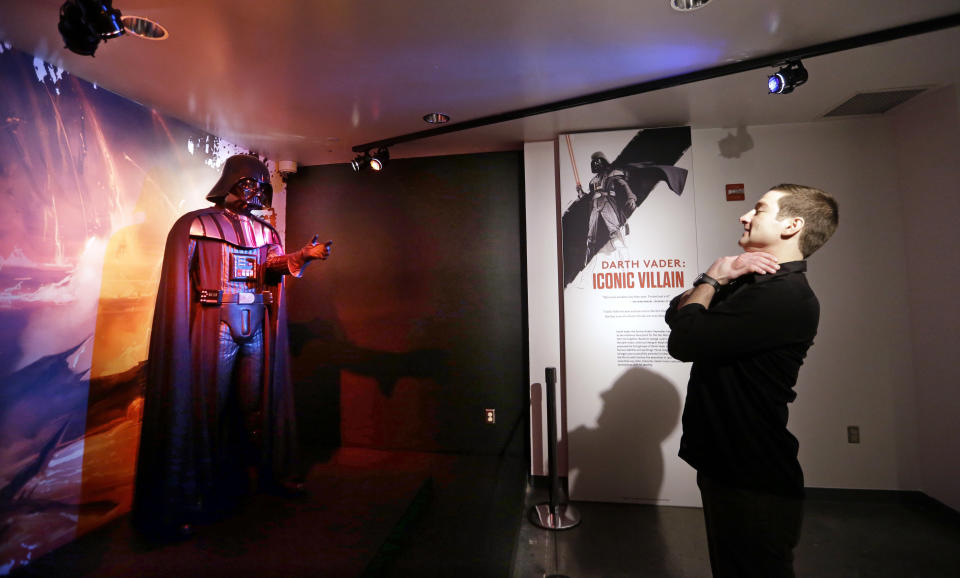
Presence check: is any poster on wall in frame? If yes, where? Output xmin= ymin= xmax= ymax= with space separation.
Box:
xmin=560 ymin=127 xmax=700 ymax=505
xmin=0 ymin=45 xmax=259 ymax=572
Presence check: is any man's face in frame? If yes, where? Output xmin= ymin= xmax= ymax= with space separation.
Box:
xmin=738 ymin=190 xmax=789 ymax=251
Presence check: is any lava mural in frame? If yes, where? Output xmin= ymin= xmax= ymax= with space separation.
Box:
xmin=0 ymin=44 xmax=257 ymax=573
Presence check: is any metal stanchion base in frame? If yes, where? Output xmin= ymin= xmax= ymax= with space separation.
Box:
xmin=529 ymin=502 xmax=581 ymax=530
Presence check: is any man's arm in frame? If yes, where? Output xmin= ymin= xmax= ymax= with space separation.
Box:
xmin=674 ymin=252 xmax=779 ymax=310
xmin=671 ymin=284 xmax=714 ymax=311
xmin=666 ymin=251 xmax=793 ymax=362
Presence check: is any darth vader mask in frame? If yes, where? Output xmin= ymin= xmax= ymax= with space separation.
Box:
xmin=590 ymin=154 xmax=610 ymax=174
xmin=208 ymin=154 xmax=273 ymax=215
xmin=224 ymin=177 xmax=272 ymax=214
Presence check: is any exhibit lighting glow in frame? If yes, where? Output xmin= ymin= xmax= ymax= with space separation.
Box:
xmin=768 ymin=75 xmax=784 ymax=93
xmin=768 ymin=60 xmax=808 ymax=94
xmin=369 ymin=148 xmax=389 ymax=171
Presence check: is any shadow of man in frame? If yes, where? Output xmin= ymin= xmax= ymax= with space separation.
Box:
xmin=568 ymin=366 xmax=680 ymax=503
xmin=564 ymin=366 xmax=683 ymax=575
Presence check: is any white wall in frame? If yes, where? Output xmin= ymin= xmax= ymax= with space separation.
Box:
xmin=525 ymin=114 xmax=948 ymax=496
xmin=891 ymin=85 xmax=960 ymax=511
xmin=524 ymin=141 xmax=563 ymax=476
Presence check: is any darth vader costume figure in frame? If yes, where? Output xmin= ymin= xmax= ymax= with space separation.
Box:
xmin=133 ymin=154 xmax=331 ymax=537
xmin=577 ymin=151 xmax=638 ymax=262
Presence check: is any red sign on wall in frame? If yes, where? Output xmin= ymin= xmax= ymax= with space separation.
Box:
xmin=726 ymin=183 xmax=745 ymax=201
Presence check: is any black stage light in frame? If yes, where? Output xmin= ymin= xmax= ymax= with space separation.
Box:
xmin=351 ymin=152 xmax=370 ymax=172
xmin=768 ymin=60 xmax=808 ymax=94
xmin=369 ymin=147 xmax=389 ymax=171
xmin=86 ymin=0 xmax=124 ymax=38
xmin=58 ymin=0 xmax=125 ymax=56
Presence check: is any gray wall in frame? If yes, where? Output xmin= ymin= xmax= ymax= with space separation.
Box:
xmin=892 ymin=85 xmax=960 ymax=511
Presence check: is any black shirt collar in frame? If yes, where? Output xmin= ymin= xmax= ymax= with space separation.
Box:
xmin=735 ymin=260 xmax=807 ymax=286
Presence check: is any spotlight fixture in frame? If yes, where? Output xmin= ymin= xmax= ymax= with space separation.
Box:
xmin=351 ymin=148 xmax=390 ymax=172
xmin=369 ymin=147 xmax=389 ymax=171
xmin=58 ymin=0 xmax=124 ymax=55
xmin=350 ymin=152 xmax=370 ymax=172
xmin=58 ymin=1 xmax=168 ymax=55
xmin=768 ymin=60 xmax=808 ymax=94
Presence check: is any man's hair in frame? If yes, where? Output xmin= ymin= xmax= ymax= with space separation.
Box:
xmin=772 ymin=183 xmax=839 ymax=257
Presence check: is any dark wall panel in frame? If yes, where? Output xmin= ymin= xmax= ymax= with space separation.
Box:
xmin=285 ymin=152 xmax=526 ymax=454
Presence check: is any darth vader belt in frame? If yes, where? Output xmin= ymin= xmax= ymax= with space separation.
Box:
xmin=198 ymin=289 xmax=273 ymax=306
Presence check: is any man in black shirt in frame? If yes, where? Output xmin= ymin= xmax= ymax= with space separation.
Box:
xmin=666 ymin=184 xmax=838 ymax=578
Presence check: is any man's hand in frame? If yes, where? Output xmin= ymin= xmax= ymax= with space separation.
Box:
xmin=706 ymin=252 xmax=779 ymax=285
xmin=301 ymin=235 xmax=332 ymax=261
xmin=624 ymin=196 xmax=637 ymax=211
xmin=576 ymin=184 xmax=585 ymax=199
xmin=675 ymin=252 xmax=778 ymax=310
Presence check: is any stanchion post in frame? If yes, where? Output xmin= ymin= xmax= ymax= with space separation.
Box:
xmin=530 ymin=366 xmax=581 ymax=530
xmin=546 ymin=366 xmax=559 ymax=514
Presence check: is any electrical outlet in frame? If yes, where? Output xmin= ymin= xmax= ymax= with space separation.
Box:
xmin=847 ymin=426 xmax=860 ymax=444
xmin=484 ymin=409 xmax=496 ymax=424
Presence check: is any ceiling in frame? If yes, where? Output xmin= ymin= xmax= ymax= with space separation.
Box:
xmin=1 ymin=1 xmax=959 ymax=166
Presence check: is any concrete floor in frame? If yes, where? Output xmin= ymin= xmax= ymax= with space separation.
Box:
xmin=9 ymin=448 xmax=526 ymax=578
xmin=511 ymin=485 xmax=960 ymax=578
xmin=12 ymin=457 xmax=960 ymax=577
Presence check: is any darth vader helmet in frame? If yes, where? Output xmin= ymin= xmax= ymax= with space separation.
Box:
xmin=206 ymin=154 xmax=273 ymax=214
xmin=590 ymin=151 xmax=610 ymax=174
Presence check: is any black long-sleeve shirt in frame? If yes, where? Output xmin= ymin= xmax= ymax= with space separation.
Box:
xmin=665 ymin=260 xmax=819 ymax=496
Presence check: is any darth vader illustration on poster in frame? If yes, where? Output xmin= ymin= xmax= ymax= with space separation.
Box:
xmin=561 ymin=127 xmax=691 ymax=287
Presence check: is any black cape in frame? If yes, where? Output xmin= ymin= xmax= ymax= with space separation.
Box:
xmin=132 ymin=207 xmax=299 ymax=532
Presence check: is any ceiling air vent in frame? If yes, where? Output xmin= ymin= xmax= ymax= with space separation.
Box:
xmin=824 ymin=89 xmax=927 ymax=117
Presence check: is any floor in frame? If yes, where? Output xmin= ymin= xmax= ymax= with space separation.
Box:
xmin=13 ymin=448 xmax=435 ymax=577
xmin=10 ymin=447 xmax=526 ymax=578
xmin=12 ymin=454 xmax=960 ymax=577
xmin=510 ymin=485 xmax=960 ymax=578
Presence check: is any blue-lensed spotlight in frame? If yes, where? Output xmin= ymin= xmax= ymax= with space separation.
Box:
xmin=768 ymin=74 xmax=784 ymax=94
xmin=768 ymin=60 xmax=808 ymax=94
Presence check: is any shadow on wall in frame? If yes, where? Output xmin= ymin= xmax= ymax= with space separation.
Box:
xmin=567 ymin=366 xmax=681 ymax=504
xmin=283 ymin=152 xmax=525 ymax=456
xmin=717 ymin=126 xmax=755 ymax=159
xmin=288 ymin=316 xmax=450 ymax=455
